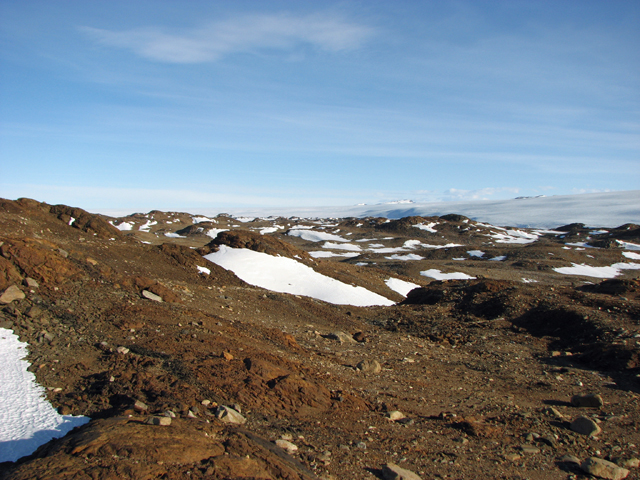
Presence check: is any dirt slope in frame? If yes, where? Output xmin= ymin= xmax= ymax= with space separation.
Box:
xmin=1 ymin=198 xmax=640 ymax=480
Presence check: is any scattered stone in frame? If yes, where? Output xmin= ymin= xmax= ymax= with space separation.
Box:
xmin=581 ymin=457 xmax=629 ymax=479
xmin=133 ymin=400 xmax=148 ymax=412
xmin=386 ymin=410 xmax=406 ymax=421
xmin=571 ymin=416 xmax=602 ymax=436
xmin=146 ymin=416 xmax=172 ymax=426
xmin=187 ymin=410 xmax=197 ymax=418
xmin=26 ymin=306 xmax=43 ymax=319
xmin=86 ymin=257 xmax=98 ymax=266
xmin=163 ymin=410 xmax=176 ymax=418
xmin=0 ymin=285 xmax=25 ymax=304
xmin=357 ymin=359 xmax=382 ymax=375
xmin=215 ymin=405 xmax=246 ymax=424
xmin=116 ymin=346 xmax=129 ymax=354
xmin=23 ymin=277 xmax=39 ymax=288
xmin=560 ymin=454 xmax=581 ymax=465
xmin=520 ymin=445 xmax=540 ymax=454
xmin=201 ymin=399 xmax=211 ymax=406
xmin=381 ymin=462 xmax=422 ymax=480
xmin=317 ymin=450 xmax=331 ymax=463
xmin=141 ymin=290 xmax=163 ymax=302
xmin=611 ymin=458 xmax=640 ymax=469
xmin=353 ymin=331 xmax=367 ymax=342
xmin=542 ymin=406 xmax=564 ymax=419
xmin=222 ymin=351 xmax=234 ymax=361
xmin=327 ymin=331 xmax=356 ymax=344
xmin=275 ymin=439 xmax=298 ymax=454
xmin=539 ymin=434 xmax=557 ymax=448
xmin=504 ymin=453 xmax=521 ymax=462
xmin=571 ymin=393 xmax=604 ymax=408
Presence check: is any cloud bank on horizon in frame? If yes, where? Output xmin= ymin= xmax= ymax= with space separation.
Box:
xmin=0 ymin=1 xmax=638 ymax=211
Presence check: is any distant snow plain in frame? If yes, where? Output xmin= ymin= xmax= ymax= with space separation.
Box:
xmin=201 ymin=191 xmax=640 ymax=229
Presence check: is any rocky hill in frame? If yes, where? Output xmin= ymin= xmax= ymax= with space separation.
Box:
xmin=1 ymin=197 xmax=640 ymax=480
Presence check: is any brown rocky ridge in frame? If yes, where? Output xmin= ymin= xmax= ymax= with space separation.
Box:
xmin=1 ymin=197 xmax=640 ymax=479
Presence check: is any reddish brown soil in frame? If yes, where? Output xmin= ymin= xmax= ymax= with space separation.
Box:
xmin=1 ymin=198 xmax=640 ymax=480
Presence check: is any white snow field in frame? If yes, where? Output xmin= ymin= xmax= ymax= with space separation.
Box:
xmin=209 ymin=191 xmax=640 ymax=229
xmin=553 ymin=262 xmax=640 ymax=279
xmin=204 ymin=246 xmax=394 ymax=306
xmin=0 ymin=328 xmax=89 ymax=463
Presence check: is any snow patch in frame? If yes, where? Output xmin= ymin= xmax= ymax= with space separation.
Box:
xmin=111 ymin=221 xmax=133 ymax=231
xmin=287 ymin=229 xmax=348 ymax=243
xmin=204 ymin=246 xmax=394 ymax=306
xmin=0 ymin=328 xmax=89 ymax=463
xmin=322 ymin=242 xmax=362 ymax=252
xmin=206 ymin=228 xmax=228 ymax=239
xmin=413 ymin=222 xmax=438 ymax=233
xmin=554 ymin=262 xmax=640 ymax=279
xmin=385 ymin=254 xmax=425 ymax=261
xmin=385 ymin=278 xmax=420 ymax=297
xmin=420 ymin=269 xmax=476 ymax=280
xmin=310 ymin=251 xmax=360 ymax=258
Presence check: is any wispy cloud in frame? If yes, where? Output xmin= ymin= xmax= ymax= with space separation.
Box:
xmin=80 ymin=13 xmax=374 ymax=63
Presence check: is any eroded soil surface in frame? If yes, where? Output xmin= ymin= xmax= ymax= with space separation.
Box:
xmin=1 ymin=198 xmax=640 ymax=480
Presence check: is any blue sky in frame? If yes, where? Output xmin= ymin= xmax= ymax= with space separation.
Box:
xmin=1 ymin=0 xmax=638 ymax=212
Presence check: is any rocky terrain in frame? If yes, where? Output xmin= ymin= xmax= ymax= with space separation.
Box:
xmin=1 ymin=197 xmax=640 ymax=480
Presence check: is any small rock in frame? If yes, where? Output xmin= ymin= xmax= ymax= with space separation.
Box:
xmin=58 ymin=406 xmax=71 ymax=415
xmin=539 ymin=434 xmax=557 ymax=448
xmin=141 ymin=290 xmax=163 ymax=302
xmin=0 ymin=285 xmax=25 ymax=304
xmin=560 ymin=454 xmax=581 ymax=464
xmin=381 ymin=462 xmax=422 ymax=480
xmin=357 ymin=359 xmax=382 ymax=375
xmin=571 ymin=394 xmax=604 ymax=408
xmin=386 ymin=411 xmax=406 ymax=421
xmin=26 ymin=306 xmax=43 ymax=319
xmin=146 ymin=416 xmax=171 ymax=426
xmin=611 ymin=458 xmax=640 ymax=469
xmin=542 ymin=406 xmax=564 ymax=419
xmin=520 ymin=445 xmax=540 ymax=454
xmin=327 ymin=331 xmax=356 ymax=344
xmin=504 ymin=453 xmax=521 ymax=462
xmin=571 ymin=416 xmax=602 ymax=436
xmin=201 ymin=399 xmax=211 ymax=406
xmin=581 ymin=457 xmax=629 ymax=479
xmin=275 ymin=439 xmax=298 ymax=454
xmin=215 ymin=405 xmax=246 ymax=424
xmin=133 ymin=400 xmax=148 ymax=412
xmin=187 ymin=410 xmax=197 ymax=418
xmin=356 ymin=441 xmax=367 ymax=449
xmin=116 ymin=346 xmax=129 ymax=354
xmin=86 ymin=257 xmax=98 ymax=266
xmin=23 ymin=278 xmax=39 ymax=288
xmin=222 ymin=351 xmax=234 ymax=361
xmin=163 ymin=410 xmax=176 ymax=418
xmin=353 ymin=331 xmax=367 ymax=342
